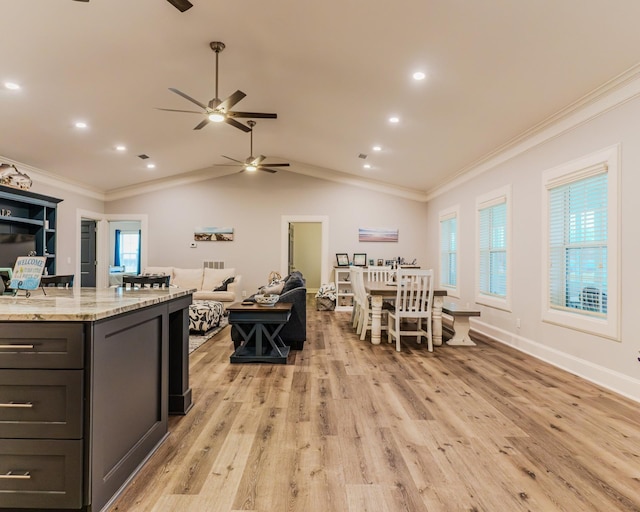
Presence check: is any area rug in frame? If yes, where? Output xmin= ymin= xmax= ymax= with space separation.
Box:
xmin=189 ymin=316 xmax=229 ymax=354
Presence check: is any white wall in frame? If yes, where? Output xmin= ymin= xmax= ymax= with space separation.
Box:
xmin=27 ymin=181 xmax=104 ymax=276
xmin=105 ymin=171 xmax=428 ymax=295
xmin=425 ymin=92 xmax=640 ymax=402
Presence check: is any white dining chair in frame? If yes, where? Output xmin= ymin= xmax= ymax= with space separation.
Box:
xmin=387 ymin=269 xmax=435 ymax=352
xmin=356 ymin=267 xmax=391 ymax=340
xmin=366 ymin=265 xmax=392 ymax=283
xmin=349 ymin=266 xmax=362 ymax=330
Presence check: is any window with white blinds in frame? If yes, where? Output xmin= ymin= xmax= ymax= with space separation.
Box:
xmin=476 ymin=186 xmax=511 ymax=310
xmin=542 ymin=145 xmax=619 ymax=340
xmin=439 ymin=206 xmax=459 ymax=295
xmin=548 ymin=171 xmax=607 ymax=316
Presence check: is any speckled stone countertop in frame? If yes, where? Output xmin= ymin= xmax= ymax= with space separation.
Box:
xmin=0 ymin=287 xmax=194 ymax=321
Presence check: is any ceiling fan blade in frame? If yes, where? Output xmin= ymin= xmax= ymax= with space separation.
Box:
xmin=259 ymin=167 xmax=278 ymax=174
xmin=193 ymin=119 xmax=210 ymax=130
xmin=156 ymin=108 xmax=202 ymax=114
xmin=168 ymin=88 xmax=207 ymax=110
xmin=218 ymin=90 xmax=247 ymax=112
xmin=225 ymin=117 xmax=251 ymax=133
xmin=227 ymin=111 xmax=278 ymax=119
xmin=260 ymin=163 xmax=290 ymax=167
xmin=221 ymin=155 xmax=244 ymax=164
xmin=255 ymin=155 xmax=267 ymax=166
xmin=166 ymin=0 xmax=193 ymax=12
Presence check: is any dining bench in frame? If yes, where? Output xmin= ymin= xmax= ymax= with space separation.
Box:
xmin=442 ymin=302 xmax=480 ymax=346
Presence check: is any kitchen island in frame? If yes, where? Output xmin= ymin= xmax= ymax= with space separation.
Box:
xmin=0 ymin=287 xmax=193 ymax=511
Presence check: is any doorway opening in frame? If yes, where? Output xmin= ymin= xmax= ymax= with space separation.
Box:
xmin=76 ymin=210 xmax=148 ymax=288
xmin=280 ymin=215 xmax=329 ymax=294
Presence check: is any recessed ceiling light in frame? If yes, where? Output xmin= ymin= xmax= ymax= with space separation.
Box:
xmin=74 ymin=121 xmax=88 ymax=129
xmin=363 ymin=164 xmax=371 ymax=169
xmin=146 ymin=163 xmax=156 ymax=169
xmin=4 ymin=82 xmax=20 ymax=90
xmin=372 ymin=145 xmax=382 ymax=151
xmin=389 ymin=116 xmax=399 ymax=123
xmin=115 ymin=145 xmax=127 ymax=152
xmin=412 ymin=71 xmax=426 ymax=81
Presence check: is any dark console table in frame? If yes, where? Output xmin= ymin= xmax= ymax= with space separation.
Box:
xmin=228 ymin=302 xmax=293 ymax=364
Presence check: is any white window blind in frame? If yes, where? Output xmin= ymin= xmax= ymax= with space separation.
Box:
xmin=548 ymin=170 xmax=608 ymax=317
xmin=478 ymin=199 xmax=507 ymax=298
xmin=439 ymin=214 xmax=457 ymax=288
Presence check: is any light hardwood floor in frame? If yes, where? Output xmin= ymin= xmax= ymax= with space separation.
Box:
xmin=110 ymin=300 xmax=640 ymax=512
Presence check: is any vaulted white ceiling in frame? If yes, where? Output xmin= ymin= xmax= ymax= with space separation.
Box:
xmin=2 ymin=0 xmax=640 ymax=199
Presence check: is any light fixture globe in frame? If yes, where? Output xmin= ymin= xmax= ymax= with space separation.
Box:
xmin=208 ymin=112 xmax=225 ymax=123
xmin=245 ymin=164 xmax=257 ymax=172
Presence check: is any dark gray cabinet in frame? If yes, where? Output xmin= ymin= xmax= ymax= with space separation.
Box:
xmin=0 ymin=324 xmax=84 ymax=509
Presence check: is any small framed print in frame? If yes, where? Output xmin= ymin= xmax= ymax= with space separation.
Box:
xmin=353 ymin=253 xmax=367 ymax=266
xmin=336 ymin=253 xmax=349 ymax=267
xmin=377 ymin=259 xmax=384 ymax=266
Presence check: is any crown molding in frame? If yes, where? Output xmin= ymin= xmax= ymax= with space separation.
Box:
xmin=0 ymin=156 xmax=105 ymax=201
xmin=425 ymin=62 xmax=640 ymax=201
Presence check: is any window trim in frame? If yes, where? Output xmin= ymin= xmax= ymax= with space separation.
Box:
xmin=438 ymin=204 xmax=460 ymax=298
xmin=475 ymin=185 xmax=512 ymax=311
xmin=541 ymin=145 xmax=620 ymax=340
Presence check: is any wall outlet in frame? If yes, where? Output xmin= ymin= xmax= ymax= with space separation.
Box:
xmin=242 ymin=290 xmax=247 ymax=298
xmin=190 ymin=242 xmax=197 ymax=248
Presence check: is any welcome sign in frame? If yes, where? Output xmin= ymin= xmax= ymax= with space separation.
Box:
xmin=10 ymin=256 xmax=46 ymax=290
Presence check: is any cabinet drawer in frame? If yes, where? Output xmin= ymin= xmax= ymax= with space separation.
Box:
xmin=0 ymin=370 xmax=83 ymax=439
xmin=0 ymin=323 xmax=84 ymax=369
xmin=0 ymin=438 xmax=83 ymax=509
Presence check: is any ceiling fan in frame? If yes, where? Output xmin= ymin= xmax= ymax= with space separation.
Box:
xmin=73 ymin=0 xmax=193 ymax=12
xmin=158 ymin=41 xmax=277 ymax=133
xmin=218 ymin=121 xmax=289 ymax=174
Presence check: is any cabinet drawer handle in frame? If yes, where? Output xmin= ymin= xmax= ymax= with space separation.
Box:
xmin=0 ymin=344 xmax=35 ymax=350
xmin=0 ymin=402 xmax=33 ymax=408
xmin=0 ymin=471 xmax=31 ymax=480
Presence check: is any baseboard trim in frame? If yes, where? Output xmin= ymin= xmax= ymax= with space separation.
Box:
xmin=469 ymin=320 xmax=640 ymax=403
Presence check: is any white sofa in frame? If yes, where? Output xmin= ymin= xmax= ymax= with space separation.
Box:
xmin=143 ymin=266 xmax=242 ymax=303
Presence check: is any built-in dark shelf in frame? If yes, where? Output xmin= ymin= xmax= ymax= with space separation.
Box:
xmin=0 ymin=185 xmax=62 ymax=275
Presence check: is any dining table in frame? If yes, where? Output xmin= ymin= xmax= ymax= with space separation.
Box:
xmin=364 ymin=280 xmax=448 ymax=346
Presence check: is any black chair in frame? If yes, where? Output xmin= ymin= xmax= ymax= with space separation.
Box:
xmin=122 ymin=274 xmax=170 ymax=288
xmin=40 ymin=274 xmax=74 ymax=288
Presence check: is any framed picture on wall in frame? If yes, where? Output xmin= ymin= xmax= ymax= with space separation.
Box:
xmin=336 ymin=253 xmax=349 ymax=267
xmin=353 ymin=253 xmax=367 ymax=266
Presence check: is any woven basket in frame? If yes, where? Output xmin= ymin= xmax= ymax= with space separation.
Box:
xmin=316 ymin=296 xmax=336 ymax=311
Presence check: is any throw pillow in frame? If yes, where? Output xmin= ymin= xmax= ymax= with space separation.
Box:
xmin=259 ymin=280 xmax=285 ymax=295
xmin=214 ymin=276 xmax=235 ymax=291
xmin=281 ymin=274 xmax=304 ymax=294
xmin=202 ymin=267 xmax=235 ymax=291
